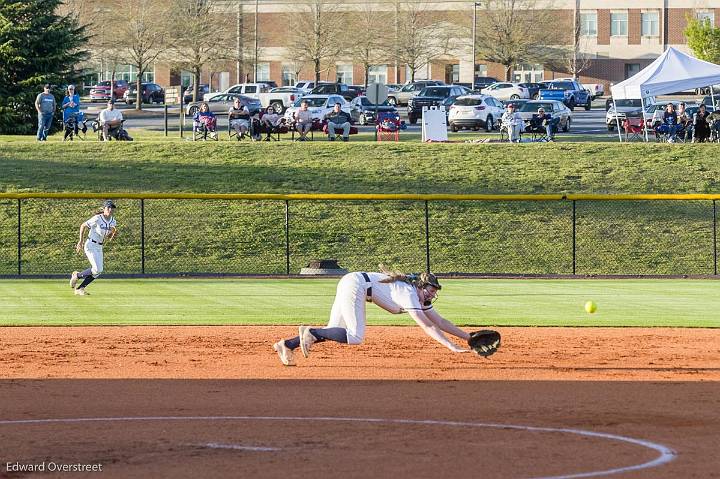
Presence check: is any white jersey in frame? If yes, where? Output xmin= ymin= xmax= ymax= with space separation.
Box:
xmin=84 ymin=214 xmax=116 ymax=244
xmin=362 ymin=272 xmax=428 ymax=314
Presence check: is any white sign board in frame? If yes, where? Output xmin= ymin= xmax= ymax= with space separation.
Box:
xmin=421 ymin=106 xmax=448 ymax=142
xmin=367 ymin=83 xmax=389 ymax=105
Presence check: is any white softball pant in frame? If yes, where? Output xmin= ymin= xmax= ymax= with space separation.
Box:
xmin=84 ymin=239 xmax=104 ymax=277
xmin=327 ymin=273 xmax=367 ymax=345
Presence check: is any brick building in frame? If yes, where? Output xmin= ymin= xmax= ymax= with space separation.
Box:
xmin=74 ymin=0 xmax=720 ymax=94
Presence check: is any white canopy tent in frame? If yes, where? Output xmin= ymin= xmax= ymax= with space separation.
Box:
xmin=610 ymin=47 xmax=720 ymax=141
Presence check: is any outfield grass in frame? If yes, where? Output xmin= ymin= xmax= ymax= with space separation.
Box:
xmin=0 ymin=278 xmax=717 ymax=327
xmin=1 ymin=140 xmax=719 ymax=275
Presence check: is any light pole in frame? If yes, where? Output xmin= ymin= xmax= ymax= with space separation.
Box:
xmin=472 ymin=2 xmax=481 ymax=88
xmin=254 ymin=0 xmax=259 ymax=83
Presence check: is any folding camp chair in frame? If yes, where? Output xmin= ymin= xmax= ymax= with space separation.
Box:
xmin=622 ymin=116 xmax=645 ymax=142
xmin=376 ymin=112 xmax=401 ymax=142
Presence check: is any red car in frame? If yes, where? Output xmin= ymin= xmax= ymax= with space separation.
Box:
xmin=89 ymin=80 xmax=129 ymax=102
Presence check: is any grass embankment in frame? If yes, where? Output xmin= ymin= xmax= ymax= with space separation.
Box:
xmin=0 ymin=278 xmax=717 ymax=327
xmin=0 ymin=142 xmax=719 ymax=275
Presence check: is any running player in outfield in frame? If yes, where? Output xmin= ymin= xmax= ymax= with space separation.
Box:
xmin=273 ymin=266 xmax=471 ymax=366
xmin=69 ymin=200 xmax=117 ymax=296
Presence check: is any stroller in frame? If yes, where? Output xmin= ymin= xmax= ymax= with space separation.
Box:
xmin=63 ymin=112 xmax=88 ymax=141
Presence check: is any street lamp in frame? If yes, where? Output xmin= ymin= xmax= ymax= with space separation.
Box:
xmin=472 ymin=2 xmax=481 ymax=88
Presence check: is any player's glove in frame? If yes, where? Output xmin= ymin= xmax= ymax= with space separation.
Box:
xmin=467 ymin=330 xmax=501 ymax=357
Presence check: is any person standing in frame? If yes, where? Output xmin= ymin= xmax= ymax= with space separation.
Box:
xmin=61 ymin=85 xmax=82 ymax=140
xmin=273 ymin=266 xmax=470 ymax=366
xmin=70 ymin=200 xmax=118 ymax=296
xmin=35 ymin=84 xmax=56 ymax=141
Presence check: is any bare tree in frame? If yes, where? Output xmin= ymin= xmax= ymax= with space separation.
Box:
xmin=282 ymin=0 xmax=346 ymax=83
xmin=103 ymin=0 xmax=170 ymax=110
xmin=392 ymin=1 xmax=453 ymax=82
xmin=472 ymin=0 xmax=563 ymax=81
xmin=167 ymin=0 xmax=235 ymax=102
xmin=86 ymin=8 xmax=125 ymax=101
xmin=345 ymin=4 xmax=390 ymax=88
xmin=549 ymin=2 xmax=592 ymax=78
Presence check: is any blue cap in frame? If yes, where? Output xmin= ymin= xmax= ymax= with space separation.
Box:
xmin=103 ymin=200 xmax=117 ymax=209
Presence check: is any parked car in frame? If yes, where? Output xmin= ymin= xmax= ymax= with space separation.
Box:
xmin=185 ymin=93 xmax=261 ymax=116
xmin=386 ymin=83 xmax=401 ymax=92
xmin=349 ymin=96 xmax=398 ymax=125
xmin=480 ymin=82 xmax=531 ymax=100
xmin=539 ymin=80 xmax=592 ymax=110
xmin=472 ymin=77 xmax=499 ymax=90
xmin=309 ymin=83 xmax=357 ymax=101
xmin=294 ymin=80 xmax=316 ymax=93
xmin=387 ymin=80 xmax=445 ymax=106
xmin=517 ymin=100 xmax=572 ymax=132
xmin=553 ymin=77 xmax=604 ymax=99
xmin=448 ymin=94 xmax=505 ymax=132
xmin=518 ymin=82 xmax=544 ymax=100
xmin=123 ymin=82 xmax=165 ymax=105
xmin=701 ymin=95 xmax=720 ymax=108
xmin=606 ymin=98 xmax=656 ymax=131
xmin=349 ymin=85 xmax=366 ymax=97
xmin=407 ymin=85 xmax=470 ymax=124
xmin=502 ymin=98 xmax=529 ymax=111
xmin=183 ymin=84 xmax=210 ymax=104
xmin=204 ymin=83 xmax=272 ymax=102
xmin=90 ymin=80 xmax=129 ymax=102
xmin=283 ymin=94 xmax=353 ymax=123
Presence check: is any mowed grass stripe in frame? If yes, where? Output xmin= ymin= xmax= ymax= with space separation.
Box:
xmin=0 ymin=279 xmax=717 ymax=327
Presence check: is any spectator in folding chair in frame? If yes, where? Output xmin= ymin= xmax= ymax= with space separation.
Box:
xmin=692 ymin=103 xmax=711 ymax=143
xmin=323 ymin=102 xmax=352 ymax=142
xmin=500 ymin=103 xmax=523 ymax=143
xmin=260 ymin=106 xmax=285 ymax=141
xmin=376 ymin=111 xmax=401 ymax=142
xmin=193 ymin=102 xmax=218 ymax=140
xmin=528 ymin=107 xmax=557 ymax=142
xmin=228 ymin=97 xmax=251 ymax=140
xmin=675 ymin=102 xmax=691 ymax=142
xmin=293 ymin=100 xmax=313 ymax=141
xmin=655 ymin=103 xmax=679 ymax=143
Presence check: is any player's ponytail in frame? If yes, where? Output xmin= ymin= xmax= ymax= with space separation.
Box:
xmin=378 ymin=264 xmax=441 ymax=290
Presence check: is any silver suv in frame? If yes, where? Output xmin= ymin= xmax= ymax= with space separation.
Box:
xmin=387 ymin=80 xmax=445 ymax=106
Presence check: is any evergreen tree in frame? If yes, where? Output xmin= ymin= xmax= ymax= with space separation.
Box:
xmin=0 ymin=0 xmax=89 ymax=134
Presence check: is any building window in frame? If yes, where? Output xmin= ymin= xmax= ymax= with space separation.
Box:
xmin=641 ymin=11 xmax=659 ymax=36
xmin=580 ymin=12 xmax=597 ymax=36
xmin=180 ymin=71 xmax=193 ymax=87
xmin=625 ymin=63 xmax=640 ymax=79
xmin=256 ymin=63 xmax=270 ymax=82
xmin=475 ymin=64 xmax=487 ymax=78
xmin=446 ymin=64 xmax=460 ymax=83
xmin=336 ymin=64 xmax=353 ymax=84
xmin=697 ymin=11 xmax=715 ymax=25
xmin=611 ymin=12 xmax=628 ymax=36
xmin=512 ymin=63 xmax=543 ymax=83
xmin=368 ymin=65 xmax=387 ymax=84
xmin=282 ymin=65 xmax=297 ymax=86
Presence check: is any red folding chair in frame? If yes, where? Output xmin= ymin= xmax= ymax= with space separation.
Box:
xmin=623 ymin=116 xmax=645 ymax=141
xmin=376 ymin=112 xmax=401 ymax=142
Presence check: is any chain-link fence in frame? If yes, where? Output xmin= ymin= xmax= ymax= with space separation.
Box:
xmin=0 ymin=195 xmax=717 ymax=276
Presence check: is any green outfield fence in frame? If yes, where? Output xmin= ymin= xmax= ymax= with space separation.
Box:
xmin=0 ymin=193 xmax=717 ymax=277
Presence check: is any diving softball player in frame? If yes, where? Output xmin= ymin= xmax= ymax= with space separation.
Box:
xmin=273 ymin=266 xmax=471 ymax=366
xmin=69 ymin=200 xmax=117 ymax=296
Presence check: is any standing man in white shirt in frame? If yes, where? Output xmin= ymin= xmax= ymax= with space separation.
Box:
xmin=70 ymin=200 xmax=118 ymax=296
xmin=98 ymin=100 xmax=124 ymax=141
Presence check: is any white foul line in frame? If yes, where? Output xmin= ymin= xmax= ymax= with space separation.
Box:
xmin=197 ymin=442 xmax=281 ymax=452
xmin=0 ymin=415 xmax=676 ymax=479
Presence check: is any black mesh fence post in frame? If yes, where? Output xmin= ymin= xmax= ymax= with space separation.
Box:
xmin=285 ymin=200 xmax=290 ymax=275
xmin=425 ymin=200 xmax=431 ymax=272
xmin=572 ymin=200 xmax=577 ymax=275
xmin=714 ymin=200 xmax=717 ymax=276
xmin=16 ymin=199 xmax=21 ymax=276
xmin=141 ymin=199 xmax=146 ymax=275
